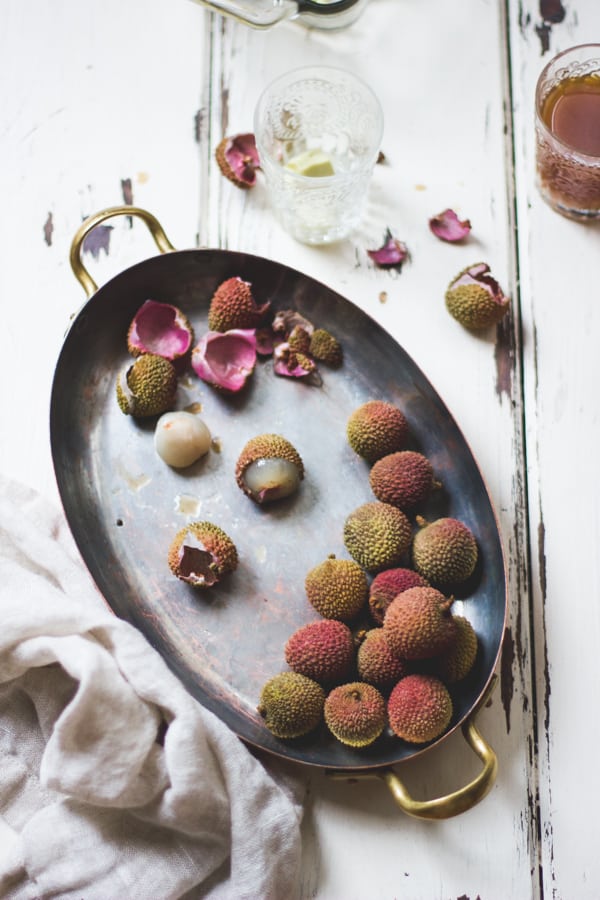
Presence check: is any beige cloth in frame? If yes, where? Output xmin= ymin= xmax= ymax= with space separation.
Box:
xmin=0 ymin=477 xmax=303 ymax=899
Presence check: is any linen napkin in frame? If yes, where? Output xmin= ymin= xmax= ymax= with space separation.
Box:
xmin=0 ymin=476 xmax=304 ymax=900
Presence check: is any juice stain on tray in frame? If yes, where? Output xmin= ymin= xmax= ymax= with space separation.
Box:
xmin=175 ymin=494 xmax=201 ymax=517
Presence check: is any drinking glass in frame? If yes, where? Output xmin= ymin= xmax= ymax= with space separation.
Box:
xmin=254 ymin=66 xmax=383 ymax=244
xmin=535 ymin=44 xmax=600 ymax=220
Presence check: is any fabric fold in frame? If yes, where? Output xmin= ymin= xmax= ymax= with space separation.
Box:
xmin=0 ymin=476 xmax=303 ymax=899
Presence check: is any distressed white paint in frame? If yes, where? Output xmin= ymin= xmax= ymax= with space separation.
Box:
xmin=508 ymin=2 xmax=600 ymax=898
xmin=1 ymin=0 xmax=598 ymax=896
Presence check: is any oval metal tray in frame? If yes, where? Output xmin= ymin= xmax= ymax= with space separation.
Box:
xmin=51 ymin=247 xmax=506 ymax=771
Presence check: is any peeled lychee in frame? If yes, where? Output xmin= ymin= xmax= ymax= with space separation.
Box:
xmin=235 ymin=434 xmax=304 ymax=504
xmin=154 ymin=411 xmax=211 ymax=468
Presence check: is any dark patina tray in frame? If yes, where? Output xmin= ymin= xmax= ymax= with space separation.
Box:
xmin=51 ymin=207 xmax=506 ymax=817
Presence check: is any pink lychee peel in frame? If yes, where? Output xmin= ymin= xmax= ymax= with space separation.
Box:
xmin=128 ymin=300 xmax=193 ymax=360
xmin=429 ymin=209 xmax=472 ymax=242
xmin=367 ymin=229 xmax=409 ymax=269
xmin=223 ymin=133 xmax=260 ymax=186
xmin=191 ymin=329 xmax=257 ymax=392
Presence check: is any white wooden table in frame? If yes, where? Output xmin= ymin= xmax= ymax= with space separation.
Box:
xmin=2 ymin=1 xmax=599 ymax=897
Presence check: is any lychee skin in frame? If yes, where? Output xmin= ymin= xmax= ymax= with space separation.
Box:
xmin=357 ymin=629 xmax=409 ymax=690
xmin=309 ymin=329 xmax=343 ymax=367
xmin=346 ymin=400 xmax=409 ymax=463
xmin=207 ymin=276 xmax=269 ymax=332
xmin=116 ymin=353 xmax=177 ymax=418
xmin=235 ymin=433 xmax=304 ymax=504
xmin=388 ymin=674 xmax=453 ymax=744
xmin=324 ymin=682 xmax=386 ymax=748
xmin=434 ymin=615 xmax=478 ymax=683
xmin=215 ymin=133 xmax=260 ymax=189
xmin=412 ymin=517 xmax=478 ymax=586
xmin=383 ymin=586 xmax=457 ymax=660
xmin=127 ymin=299 xmax=194 ymax=361
xmin=368 ymin=567 xmax=429 ymax=625
xmin=304 ymin=556 xmax=368 ymax=622
xmin=343 ymin=502 xmax=412 ymax=573
xmin=167 ymin=521 xmax=238 ymax=588
xmin=285 ymin=620 xmax=355 ymax=685
xmin=258 ymin=672 xmax=325 ymax=739
xmin=445 ymin=262 xmax=510 ymax=330
xmin=369 ymin=451 xmax=436 ymax=510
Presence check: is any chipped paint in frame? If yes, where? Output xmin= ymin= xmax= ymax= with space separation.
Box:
xmin=518 ymin=2 xmax=531 ymax=35
xmin=536 ymin=0 xmax=566 ymax=54
xmin=121 ymin=177 xmax=133 ymax=206
xmin=535 ymin=22 xmax=552 ymax=54
xmin=121 ymin=177 xmax=133 ymax=227
xmin=510 ymin=512 xmax=528 ymax=726
xmin=543 ymin=619 xmax=551 ymax=736
xmin=194 ymin=108 xmax=205 ymax=143
xmin=540 ymin=0 xmax=566 ymax=23
xmin=538 ymin=514 xmax=552 ymax=737
xmin=537 ymin=518 xmax=547 ymax=601
xmin=500 ymin=625 xmax=515 ymax=732
xmin=495 ymin=314 xmax=514 ymax=400
xmin=82 ymin=224 xmax=113 ymax=259
xmin=43 ymin=211 xmax=53 ymax=246
xmin=221 ymin=86 xmax=230 ymax=136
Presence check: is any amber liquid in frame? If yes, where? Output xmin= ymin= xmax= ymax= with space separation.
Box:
xmin=541 ymin=74 xmax=600 ymax=156
xmin=537 ymin=72 xmax=600 ymax=217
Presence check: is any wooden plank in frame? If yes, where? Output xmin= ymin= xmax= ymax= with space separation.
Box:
xmin=10 ymin=0 xmax=594 ymax=895
xmin=507 ymin=2 xmax=600 ymax=898
xmin=0 ymin=0 xmax=206 ymax=502
xmin=206 ymin=2 xmax=536 ymax=896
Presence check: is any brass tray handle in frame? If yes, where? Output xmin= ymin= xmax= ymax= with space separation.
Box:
xmin=70 ymin=206 xmax=176 ymax=298
xmin=327 ymin=675 xmax=498 ymax=820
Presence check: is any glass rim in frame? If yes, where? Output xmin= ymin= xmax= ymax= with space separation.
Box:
xmin=253 ymin=65 xmax=384 ymax=181
xmin=300 ymin=0 xmax=362 ymax=15
xmin=535 ymin=43 xmax=600 ymax=162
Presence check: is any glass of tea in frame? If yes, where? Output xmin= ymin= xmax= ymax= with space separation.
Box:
xmin=535 ymin=44 xmax=600 ymax=220
xmin=254 ymin=66 xmax=383 ymax=244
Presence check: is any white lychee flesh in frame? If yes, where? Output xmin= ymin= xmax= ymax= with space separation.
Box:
xmin=154 ymin=411 xmax=211 ymax=468
xmin=243 ymin=457 xmax=301 ymax=502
